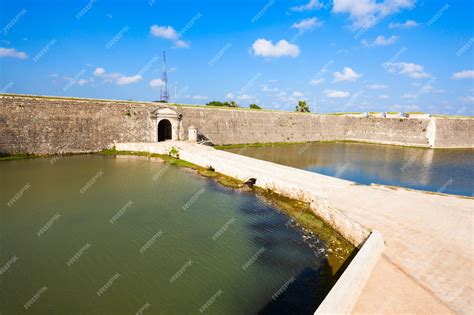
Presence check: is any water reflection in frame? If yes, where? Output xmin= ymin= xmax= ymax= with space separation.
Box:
xmin=227 ymin=142 xmax=474 ymax=197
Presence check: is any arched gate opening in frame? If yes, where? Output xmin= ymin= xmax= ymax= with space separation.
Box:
xmin=158 ymin=119 xmax=172 ymax=142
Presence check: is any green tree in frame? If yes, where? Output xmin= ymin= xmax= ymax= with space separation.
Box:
xmin=295 ymin=100 xmax=310 ymax=113
xmin=206 ymin=101 xmax=239 ymax=108
xmin=249 ymin=104 xmax=261 ymax=109
xmin=206 ymin=101 xmax=224 ymax=106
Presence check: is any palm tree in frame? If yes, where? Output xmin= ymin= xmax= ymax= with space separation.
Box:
xmin=295 ymin=100 xmax=310 ymax=113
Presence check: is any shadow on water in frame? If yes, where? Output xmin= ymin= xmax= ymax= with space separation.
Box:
xmin=235 ymin=189 xmax=359 ymax=314
xmin=258 ymin=264 xmax=332 ymax=315
xmin=206 ymin=168 xmax=358 ymax=314
xmin=258 ymin=249 xmax=358 ymax=315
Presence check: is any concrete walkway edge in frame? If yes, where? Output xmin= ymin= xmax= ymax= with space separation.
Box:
xmin=315 ymin=230 xmax=385 ymax=315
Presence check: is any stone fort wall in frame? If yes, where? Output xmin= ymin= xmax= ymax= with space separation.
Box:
xmin=431 ymin=117 xmax=474 ymax=148
xmin=176 ymin=106 xmax=432 ymax=146
xmin=1 ymin=94 xmax=472 ymax=155
xmin=0 ymin=95 xmax=156 ymax=154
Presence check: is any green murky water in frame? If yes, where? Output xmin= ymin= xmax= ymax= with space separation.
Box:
xmin=0 ymin=155 xmax=350 ymax=314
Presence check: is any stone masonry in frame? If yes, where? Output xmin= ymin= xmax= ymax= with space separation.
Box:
xmin=0 ymin=94 xmax=472 ymax=155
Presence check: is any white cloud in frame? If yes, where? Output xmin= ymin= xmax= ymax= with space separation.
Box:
xmin=363 ymin=35 xmax=398 ymax=46
xmin=237 ymin=94 xmax=255 ymax=101
xmin=290 ymin=0 xmax=323 ymax=12
xmin=309 ymin=78 xmax=325 ymax=85
xmin=420 ymin=84 xmax=433 ymax=94
xmin=150 ymin=78 xmax=165 ymax=88
xmin=390 ymin=103 xmax=420 ymax=112
xmin=401 ymin=93 xmax=416 ymax=99
xmin=225 ymin=93 xmax=234 ymax=99
xmin=452 ymin=70 xmax=474 ymax=80
xmin=389 ymin=20 xmax=419 ymax=29
xmin=174 ymin=40 xmax=190 ymax=48
xmin=252 ymin=39 xmax=300 ymax=58
xmin=291 ymin=17 xmax=323 ymax=31
xmin=0 ymin=47 xmax=28 ymax=59
xmin=116 ymin=75 xmax=142 ymax=85
xmin=276 ymin=91 xmax=306 ymax=105
xmin=383 ymin=62 xmax=431 ymax=79
xmin=106 ymin=73 xmax=121 ymax=81
xmin=459 ymin=96 xmax=474 ymax=104
xmin=192 ymin=95 xmax=209 ymax=100
xmin=77 ymin=79 xmax=88 ymax=86
xmin=333 ymin=67 xmax=361 ymax=82
xmin=150 ymin=25 xmax=179 ymax=40
xmin=292 ymin=91 xmax=304 ymax=97
xmin=94 ymin=67 xmax=141 ymax=85
xmin=332 ymin=0 xmax=416 ymax=30
xmin=150 ymin=25 xmax=189 ymax=49
xmin=360 ymin=39 xmax=370 ymax=47
xmin=63 ymin=74 xmax=92 ymax=87
xmin=378 ymin=95 xmax=389 ymax=99
xmin=93 ymin=67 xmax=106 ymax=76
xmin=374 ymin=35 xmax=398 ymax=45
xmin=324 ymin=89 xmax=350 ymax=98
xmin=366 ymin=83 xmax=388 ymax=89
xmin=261 ymin=84 xmax=278 ymax=92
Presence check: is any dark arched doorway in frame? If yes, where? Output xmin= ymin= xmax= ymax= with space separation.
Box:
xmin=158 ymin=119 xmax=172 ymax=142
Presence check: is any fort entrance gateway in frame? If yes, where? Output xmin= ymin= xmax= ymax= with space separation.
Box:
xmin=151 ymin=107 xmax=182 ymax=142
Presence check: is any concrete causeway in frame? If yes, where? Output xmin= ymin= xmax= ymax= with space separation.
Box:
xmin=115 ymin=142 xmax=473 ymax=314
xmin=334 ymin=185 xmax=473 ymax=314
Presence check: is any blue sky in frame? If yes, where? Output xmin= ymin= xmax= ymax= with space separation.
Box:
xmin=0 ymin=0 xmax=473 ymax=114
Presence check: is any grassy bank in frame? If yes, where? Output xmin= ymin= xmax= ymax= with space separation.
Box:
xmin=213 ymin=139 xmax=462 ymax=151
xmin=254 ymin=187 xmax=355 ymax=273
xmin=213 ymin=141 xmax=310 ymax=150
xmin=0 ymin=152 xmax=91 ymax=162
xmin=0 ymin=153 xmax=34 ymax=161
xmin=214 ymin=139 xmax=388 ymax=150
xmin=99 ymin=148 xmax=244 ymax=189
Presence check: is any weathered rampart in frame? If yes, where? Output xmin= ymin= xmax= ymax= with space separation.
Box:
xmin=0 ymin=94 xmax=472 ymax=154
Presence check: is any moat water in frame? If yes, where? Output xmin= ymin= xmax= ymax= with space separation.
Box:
xmin=226 ymin=142 xmax=474 ymax=197
xmin=0 ymin=155 xmax=351 ymax=315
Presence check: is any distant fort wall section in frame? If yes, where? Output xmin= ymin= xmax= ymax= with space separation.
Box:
xmin=1 ymin=94 xmax=472 ymax=155
xmin=176 ymin=106 xmax=433 ymax=147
